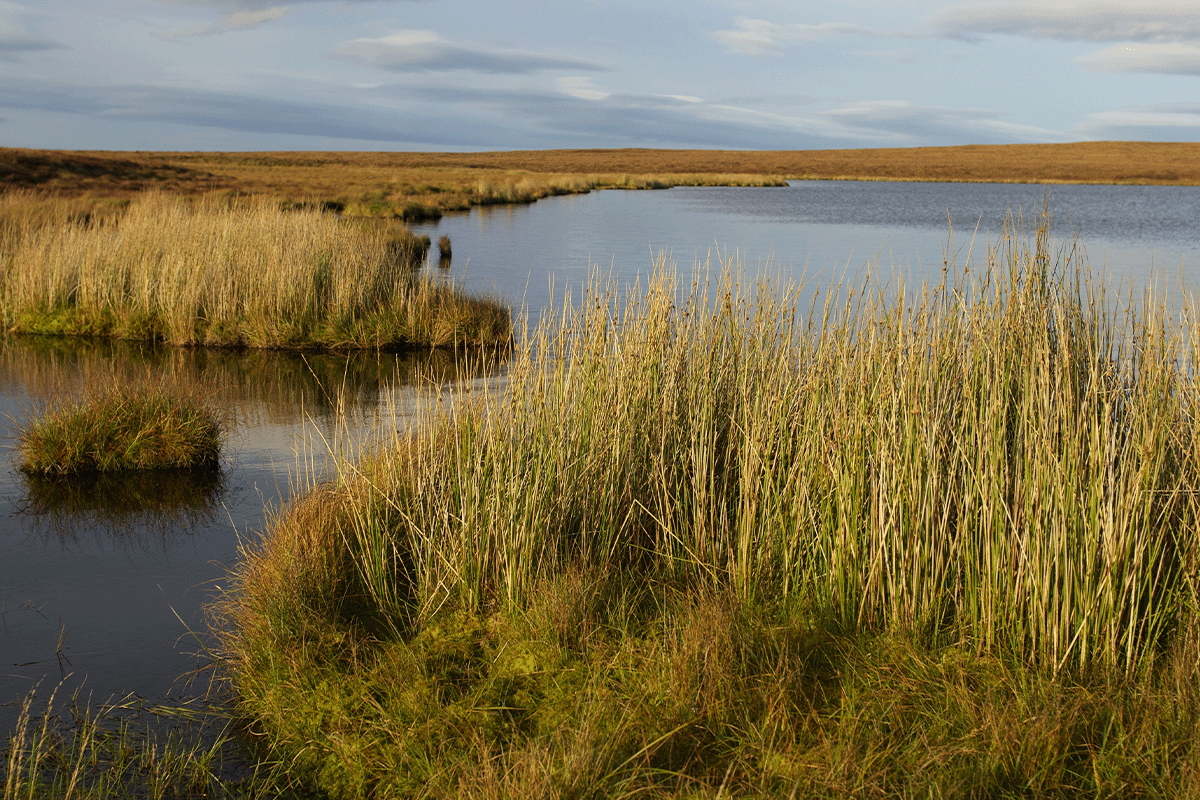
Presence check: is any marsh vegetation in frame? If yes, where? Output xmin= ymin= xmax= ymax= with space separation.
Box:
xmin=8 ymin=148 xmax=1200 ymax=797
xmin=215 ymin=214 xmax=1200 ymax=797
xmin=3 ymin=684 xmax=280 ymax=800
xmin=18 ymin=382 xmax=221 ymax=474
xmin=4 ymin=142 xmax=1198 ymax=223
xmin=0 ymin=193 xmax=510 ymax=350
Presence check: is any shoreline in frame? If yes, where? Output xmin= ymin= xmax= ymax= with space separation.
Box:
xmin=5 ymin=142 xmax=1197 ymax=222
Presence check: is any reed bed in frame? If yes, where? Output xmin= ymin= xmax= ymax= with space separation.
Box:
xmin=217 ymin=216 xmax=1200 ymax=797
xmin=0 ymin=193 xmax=511 ymax=350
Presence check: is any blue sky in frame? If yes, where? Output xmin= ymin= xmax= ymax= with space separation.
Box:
xmin=2 ymin=0 xmax=1199 ymax=151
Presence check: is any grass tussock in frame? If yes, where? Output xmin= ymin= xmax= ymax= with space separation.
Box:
xmin=18 ymin=382 xmax=221 ymax=474
xmin=218 ymin=213 xmax=1200 ymax=797
xmin=0 ymin=192 xmax=510 ymax=350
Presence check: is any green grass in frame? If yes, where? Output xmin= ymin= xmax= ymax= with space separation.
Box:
xmin=18 ymin=384 xmax=222 ymax=474
xmin=215 ymin=212 xmax=1200 ymax=798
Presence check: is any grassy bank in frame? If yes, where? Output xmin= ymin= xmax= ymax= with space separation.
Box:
xmin=217 ymin=216 xmax=1200 ymax=797
xmin=1 ymin=148 xmax=789 ymax=220
xmin=0 ymin=193 xmax=510 ymax=350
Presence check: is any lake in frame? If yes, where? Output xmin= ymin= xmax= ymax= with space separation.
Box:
xmin=3 ymin=178 xmax=1199 ymax=731
xmin=413 ymin=180 xmax=1200 ymax=322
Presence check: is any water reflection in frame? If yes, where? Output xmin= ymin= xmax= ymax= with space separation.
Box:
xmin=0 ymin=335 xmax=503 ymax=725
xmin=0 ymin=336 xmax=501 ymax=423
xmin=19 ymin=468 xmax=226 ymax=545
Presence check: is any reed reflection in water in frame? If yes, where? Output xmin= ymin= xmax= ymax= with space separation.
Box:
xmin=19 ymin=468 xmax=226 ymax=545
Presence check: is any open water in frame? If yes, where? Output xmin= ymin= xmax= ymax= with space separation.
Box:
xmin=413 ymin=179 xmax=1200 ymax=322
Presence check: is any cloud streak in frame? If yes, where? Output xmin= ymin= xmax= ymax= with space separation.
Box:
xmin=1076 ymin=42 xmax=1200 ymax=74
xmin=0 ymin=73 xmax=870 ymax=150
xmin=158 ymin=5 xmax=288 ymax=38
xmin=0 ymin=2 xmax=65 ymax=58
xmin=930 ymin=3 xmax=1200 ymax=43
xmin=1077 ymin=102 xmax=1200 ymax=139
xmin=160 ymin=0 xmax=420 ymax=9
xmin=367 ymin=81 xmax=847 ymax=148
xmin=333 ymin=31 xmax=605 ymax=74
xmin=822 ymin=99 xmax=1071 ymax=145
xmin=0 ymin=79 xmax=501 ymax=146
xmin=713 ymin=17 xmax=880 ymax=55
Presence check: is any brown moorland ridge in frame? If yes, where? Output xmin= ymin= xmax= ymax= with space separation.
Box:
xmin=342 ymin=141 xmax=1200 ymax=184
xmin=3 ymin=142 xmax=1199 ymax=216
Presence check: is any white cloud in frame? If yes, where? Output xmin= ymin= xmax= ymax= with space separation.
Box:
xmin=1076 ymin=42 xmax=1200 ymax=74
xmin=714 ymin=16 xmax=879 ymax=55
xmin=159 ymin=5 xmax=288 ymax=38
xmin=557 ymin=76 xmax=609 ymax=101
xmin=226 ymin=7 xmax=288 ymax=29
xmin=333 ymin=30 xmax=606 ymax=74
xmin=930 ymin=3 xmax=1200 ymax=43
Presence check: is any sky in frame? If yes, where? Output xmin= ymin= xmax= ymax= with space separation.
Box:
xmin=1 ymin=0 xmax=1199 ymax=152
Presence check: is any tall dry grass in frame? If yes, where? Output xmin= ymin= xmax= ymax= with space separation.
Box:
xmin=332 ymin=214 xmax=1196 ymax=674
xmin=0 ymin=193 xmax=510 ymax=349
xmin=218 ymin=214 xmax=1200 ymax=797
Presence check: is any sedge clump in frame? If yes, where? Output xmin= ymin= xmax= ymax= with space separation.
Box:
xmin=19 ymin=385 xmax=221 ymax=474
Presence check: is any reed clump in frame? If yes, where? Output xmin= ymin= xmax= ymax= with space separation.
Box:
xmin=3 ymin=684 xmax=282 ymax=800
xmin=218 ymin=215 xmax=1200 ymax=797
xmin=0 ymin=192 xmax=510 ymax=350
xmin=18 ymin=383 xmax=221 ymax=474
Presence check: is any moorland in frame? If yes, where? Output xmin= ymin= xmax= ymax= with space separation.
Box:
xmin=4 ymin=141 xmax=1198 ymax=220
xmin=8 ymin=142 xmax=1200 ymax=798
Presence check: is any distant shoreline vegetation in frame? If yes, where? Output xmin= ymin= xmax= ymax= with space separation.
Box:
xmin=0 ymin=193 xmax=512 ymax=351
xmin=2 ymin=142 xmax=1198 ymax=223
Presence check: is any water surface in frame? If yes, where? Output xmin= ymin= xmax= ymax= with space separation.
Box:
xmin=414 ymin=180 xmax=1200 ymax=320
xmin=0 ymin=338 xmax=496 ymax=730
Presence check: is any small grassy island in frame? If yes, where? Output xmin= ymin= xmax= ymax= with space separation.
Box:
xmin=217 ymin=216 xmax=1200 ymax=798
xmin=18 ymin=385 xmax=222 ymax=474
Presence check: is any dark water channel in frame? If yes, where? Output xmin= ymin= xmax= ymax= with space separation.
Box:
xmin=0 ymin=336 xmax=498 ymax=733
